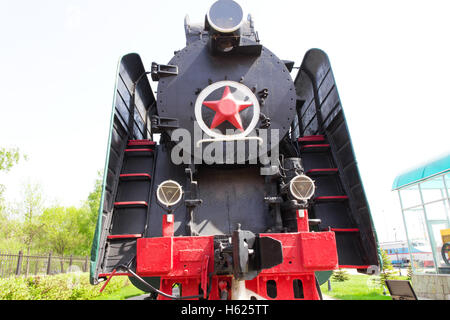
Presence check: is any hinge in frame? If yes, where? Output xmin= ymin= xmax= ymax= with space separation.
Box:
xmin=151 ymin=62 xmax=178 ymax=81
xmin=150 ymin=115 xmax=179 ymax=132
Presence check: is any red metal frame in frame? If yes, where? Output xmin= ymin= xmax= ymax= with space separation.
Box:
xmin=124 ymin=148 xmax=154 ymax=153
xmin=128 ymin=139 xmax=157 ymax=147
xmin=330 ymin=228 xmax=360 ymax=232
xmin=301 ymin=144 xmax=330 ymax=150
xmin=306 ymin=168 xmax=338 ymax=175
xmin=132 ymin=209 xmax=340 ymax=300
xmin=298 ymin=135 xmax=325 ymax=143
xmin=114 ymin=201 xmax=148 ymax=207
xmin=314 ymin=195 xmax=349 ymax=202
xmin=119 ymin=173 xmax=152 ymax=180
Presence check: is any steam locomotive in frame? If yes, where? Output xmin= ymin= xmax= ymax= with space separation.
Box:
xmin=90 ymin=0 xmax=380 ymax=300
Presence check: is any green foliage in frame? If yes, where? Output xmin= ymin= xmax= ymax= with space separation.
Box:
xmin=18 ymin=182 xmax=45 ymax=254
xmin=87 ymin=170 xmax=103 ymax=218
xmin=0 ymin=184 xmax=5 ymax=207
xmin=0 ymin=213 xmax=23 ymax=252
xmin=92 ymin=283 xmax=145 ymax=300
xmin=80 ymin=170 xmax=103 ymax=254
xmin=33 ymin=172 xmax=104 ymax=257
xmin=322 ymin=274 xmax=392 ymax=300
xmin=38 ymin=206 xmax=87 ymax=257
xmin=0 ymin=147 xmax=25 ymax=222
xmin=407 ymin=265 xmax=413 ymax=280
xmin=0 ymin=169 xmax=104 ymax=257
xmin=379 ymin=249 xmax=396 ymax=288
xmin=0 ymin=147 xmax=21 ymax=172
xmin=0 ymin=273 xmax=130 ymax=300
xmin=0 ymin=205 xmax=16 ymax=239
xmin=332 ymin=269 xmax=350 ymax=282
xmin=0 ymin=183 xmax=44 ymax=253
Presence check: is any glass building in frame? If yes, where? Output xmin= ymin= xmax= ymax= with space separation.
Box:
xmin=392 ymin=153 xmax=450 ymax=275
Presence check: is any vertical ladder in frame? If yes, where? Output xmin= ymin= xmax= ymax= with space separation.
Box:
xmin=99 ymin=139 xmax=156 ymax=277
xmin=299 ymin=135 xmax=367 ymax=268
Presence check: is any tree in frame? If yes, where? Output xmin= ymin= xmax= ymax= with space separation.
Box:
xmin=34 ymin=171 xmax=103 ymax=258
xmin=0 ymin=188 xmax=22 ymax=252
xmin=77 ymin=171 xmax=103 ymax=255
xmin=0 ymin=146 xmax=26 ymax=237
xmin=71 ymin=203 xmax=95 ymax=256
xmin=332 ymin=269 xmax=350 ymax=282
xmin=0 ymin=147 xmax=24 ymax=208
xmin=0 ymin=147 xmax=21 ymax=172
xmin=38 ymin=206 xmax=87 ymax=271
xmin=0 ymin=184 xmax=5 ymax=215
xmin=406 ymin=264 xmax=413 ymax=280
xmin=379 ymin=249 xmax=396 ymax=288
xmin=87 ymin=170 xmax=103 ymax=218
xmin=0 ymin=203 xmax=18 ymax=246
xmin=20 ymin=182 xmax=45 ymax=255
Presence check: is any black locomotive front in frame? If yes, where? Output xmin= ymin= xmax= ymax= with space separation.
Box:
xmin=90 ymin=0 xmax=380 ymax=300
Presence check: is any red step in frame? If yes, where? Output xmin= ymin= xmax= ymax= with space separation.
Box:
xmin=321 ymin=228 xmax=360 ymax=232
xmin=306 ymin=168 xmax=338 ymax=176
xmin=114 ymin=201 xmax=148 ymax=207
xmin=298 ymin=135 xmax=325 ymax=143
xmin=128 ymin=139 xmax=156 ymax=147
xmin=330 ymin=228 xmax=360 ymax=232
xmin=301 ymin=144 xmax=330 ymax=152
xmin=125 ymin=148 xmax=154 ymax=153
xmin=314 ymin=195 xmax=349 ymax=202
xmin=119 ymin=173 xmax=152 ymax=180
xmin=107 ymin=234 xmax=142 ymax=240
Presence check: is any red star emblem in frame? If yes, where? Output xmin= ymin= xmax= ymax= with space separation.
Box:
xmin=202 ymin=86 xmax=253 ymax=132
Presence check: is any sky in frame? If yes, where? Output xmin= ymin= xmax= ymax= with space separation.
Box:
xmin=0 ymin=0 xmax=449 ymax=243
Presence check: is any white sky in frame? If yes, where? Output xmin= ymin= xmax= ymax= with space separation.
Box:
xmin=0 ymin=0 xmax=449 ymax=243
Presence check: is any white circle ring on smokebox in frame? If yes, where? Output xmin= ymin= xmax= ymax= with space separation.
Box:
xmin=194 ymin=80 xmax=261 ymax=139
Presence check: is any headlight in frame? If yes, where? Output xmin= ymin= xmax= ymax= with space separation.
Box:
xmin=207 ymin=0 xmax=244 ymax=33
xmin=289 ymin=175 xmax=315 ymax=201
xmin=156 ymin=180 xmax=183 ymax=208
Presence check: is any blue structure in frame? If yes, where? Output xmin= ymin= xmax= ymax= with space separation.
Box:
xmin=393 ymin=153 xmax=450 ymax=274
xmin=393 ymin=154 xmax=450 ymax=190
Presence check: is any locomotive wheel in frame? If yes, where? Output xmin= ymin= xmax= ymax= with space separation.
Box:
xmin=442 ymin=242 xmax=450 ymax=266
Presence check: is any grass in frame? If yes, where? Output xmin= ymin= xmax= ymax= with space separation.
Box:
xmin=320 ymin=273 xmax=408 ymax=300
xmin=92 ymin=279 xmax=145 ymax=300
xmin=0 ymin=272 xmax=133 ymax=300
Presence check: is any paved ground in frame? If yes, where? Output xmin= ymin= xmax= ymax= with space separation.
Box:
xmin=322 ymin=294 xmax=337 ymax=300
xmin=127 ymin=294 xmax=152 ymax=300
xmin=346 ymin=267 xmax=408 ymax=276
